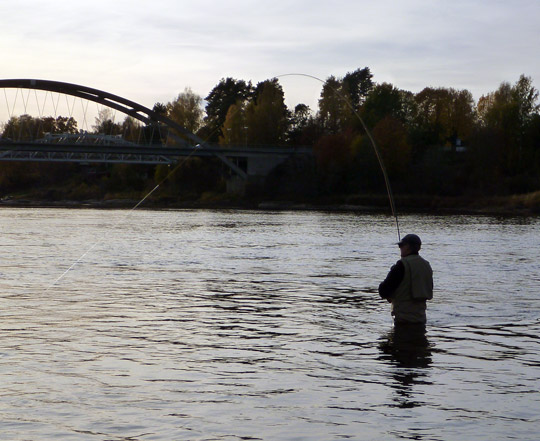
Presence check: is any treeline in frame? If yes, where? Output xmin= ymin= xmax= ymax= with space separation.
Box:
xmin=1 ymin=67 xmax=539 ymax=203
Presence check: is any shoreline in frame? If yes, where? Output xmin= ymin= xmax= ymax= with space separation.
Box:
xmin=1 ymin=193 xmax=539 ymax=216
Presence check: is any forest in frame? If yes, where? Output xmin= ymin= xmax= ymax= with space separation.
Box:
xmin=1 ymin=68 xmax=539 ymax=211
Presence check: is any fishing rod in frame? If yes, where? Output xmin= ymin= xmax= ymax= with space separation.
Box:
xmin=47 ymin=72 xmax=401 ymax=289
xmin=277 ymin=73 xmax=401 ymax=242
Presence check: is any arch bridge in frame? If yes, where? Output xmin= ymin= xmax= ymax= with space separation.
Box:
xmin=0 ymin=79 xmax=311 ymax=182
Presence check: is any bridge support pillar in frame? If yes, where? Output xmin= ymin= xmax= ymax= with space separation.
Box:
xmin=226 ymin=174 xmax=269 ymax=196
xmin=247 ymin=155 xmax=288 ymax=176
xmin=225 ymin=154 xmax=289 ymax=195
xmin=226 ymin=175 xmax=246 ymax=196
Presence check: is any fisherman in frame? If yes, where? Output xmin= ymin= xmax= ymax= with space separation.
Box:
xmin=379 ymin=234 xmax=433 ymax=325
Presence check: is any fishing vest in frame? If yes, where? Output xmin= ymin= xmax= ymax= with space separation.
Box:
xmin=391 ymin=254 xmax=433 ymax=324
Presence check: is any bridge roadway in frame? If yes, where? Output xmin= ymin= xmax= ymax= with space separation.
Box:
xmin=0 ymin=139 xmax=313 ymax=179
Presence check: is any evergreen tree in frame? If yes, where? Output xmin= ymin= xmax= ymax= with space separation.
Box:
xmin=204 ymin=78 xmax=253 ymax=142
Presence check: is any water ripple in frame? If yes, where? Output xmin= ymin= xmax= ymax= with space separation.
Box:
xmin=0 ymin=209 xmax=539 ymax=440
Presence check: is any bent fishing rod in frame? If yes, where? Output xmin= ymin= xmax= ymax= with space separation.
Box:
xmin=277 ymin=73 xmax=401 ymax=242
xmin=47 ymin=72 xmax=401 ymax=289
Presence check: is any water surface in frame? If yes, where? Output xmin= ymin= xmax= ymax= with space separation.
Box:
xmin=0 ymin=208 xmax=538 ymax=440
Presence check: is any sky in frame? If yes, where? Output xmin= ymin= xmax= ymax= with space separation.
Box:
xmin=1 ymin=0 xmax=539 ymax=119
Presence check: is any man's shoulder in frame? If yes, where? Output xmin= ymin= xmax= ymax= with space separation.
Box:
xmin=402 ymin=254 xmax=429 ymax=264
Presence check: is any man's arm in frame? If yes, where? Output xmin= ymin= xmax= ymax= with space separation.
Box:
xmin=379 ymin=260 xmax=405 ymax=301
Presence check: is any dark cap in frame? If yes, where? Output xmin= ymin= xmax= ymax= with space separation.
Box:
xmin=397 ymin=234 xmax=422 ymax=249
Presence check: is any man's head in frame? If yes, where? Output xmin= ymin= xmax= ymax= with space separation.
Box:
xmin=398 ymin=234 xmax=422 ymax=256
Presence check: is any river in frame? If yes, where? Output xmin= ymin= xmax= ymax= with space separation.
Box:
xmin=0 ymin=208 xmax=538 ymax=440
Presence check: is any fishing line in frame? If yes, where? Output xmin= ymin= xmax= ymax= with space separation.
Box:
xmin=46 ymin=118 xmax=212 ymax=289
xmin=47 ymin=72 xmax=400 ymax=289
xmin=45 ymin=150 xmax=201 ymax=291
xmin=277 ymin=73 xmax=401 ymax=241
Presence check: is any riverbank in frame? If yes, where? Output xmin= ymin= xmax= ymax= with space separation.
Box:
xmin=256 ymin=192 xmax=540 ymax=215
xmin=1 ymin=190 xmax=539 ymax=215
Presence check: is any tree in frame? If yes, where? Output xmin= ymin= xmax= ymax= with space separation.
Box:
xmin=316 ymin=69 xmax=373 ymax=134
xmin=362 ymin=83 xmax=407 ymax=129
xmin=244 ymin=78 xmax=289 ymax=145
xmin=342 ymin=67 xmax=373 ymax=110
xmin=371 ymin=116 xmax=412 ymax=178
xmin=314 ymin=131 xmax=355 ymax=193
xmin=1 ymin=115 xmax=78 ymax=140
xmin=204 ymin=77 xmax=253 ymax=142
xmin=477 ymin=74 xmax=540 ymax=179
xmin=291 ymin=104 xmax=311 ymax=126
xmin=42 ymin=116 xmax=78 ymax=134
xmin=448 ymin=89 xmax=476 ymax=143
xmin=413 ymin=87 xmax=476 ymax=148
xmin=152 ymin=102 xmax=168 ymax=116
xmin=2 ymin=115 xmax=39 ymax=140
xmin=166 ymin=88 xmax=204 ymax=136
xmin=513 ymin=75 xmax=540 ymax=129
xmin=93 ymin=108 xmax=122 ymax=135
xmin=479 ymin=75 xmax=539 ymax=134
xmin=288 ymin=103 xmax=316 ymax=145
xmin=317 ymin=76 xmax=355 ymax=133
xmin=121 ymin=116 xmax=142 ymax=143
xmin=220 ymin=102 xmax=246 ymax=145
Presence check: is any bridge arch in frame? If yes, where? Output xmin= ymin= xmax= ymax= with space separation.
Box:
xmin=0 ymin=79 xmax=247 ymax=178
xmin=0 ymin=79 xmax=200 ymax=143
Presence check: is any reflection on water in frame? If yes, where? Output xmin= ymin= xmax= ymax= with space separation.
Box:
xmin=379 ymin=324 xmax=432 ymax=409
xmin=0 ymin=208 xmax=539 ymax=440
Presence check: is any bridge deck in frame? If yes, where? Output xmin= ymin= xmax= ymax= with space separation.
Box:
xmin=0 ymin=140 xmax=312 ymax=166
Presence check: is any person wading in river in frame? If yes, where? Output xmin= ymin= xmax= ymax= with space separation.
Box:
xmin=379 ymin=234 xmax=433 ymax=325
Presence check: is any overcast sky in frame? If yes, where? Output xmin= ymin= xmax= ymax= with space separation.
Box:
xmin=1 ymin=0 xmax=539 ymax=114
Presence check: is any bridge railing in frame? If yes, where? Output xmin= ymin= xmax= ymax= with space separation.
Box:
xmin=0 ymin=137 xmax=313 ymax=170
